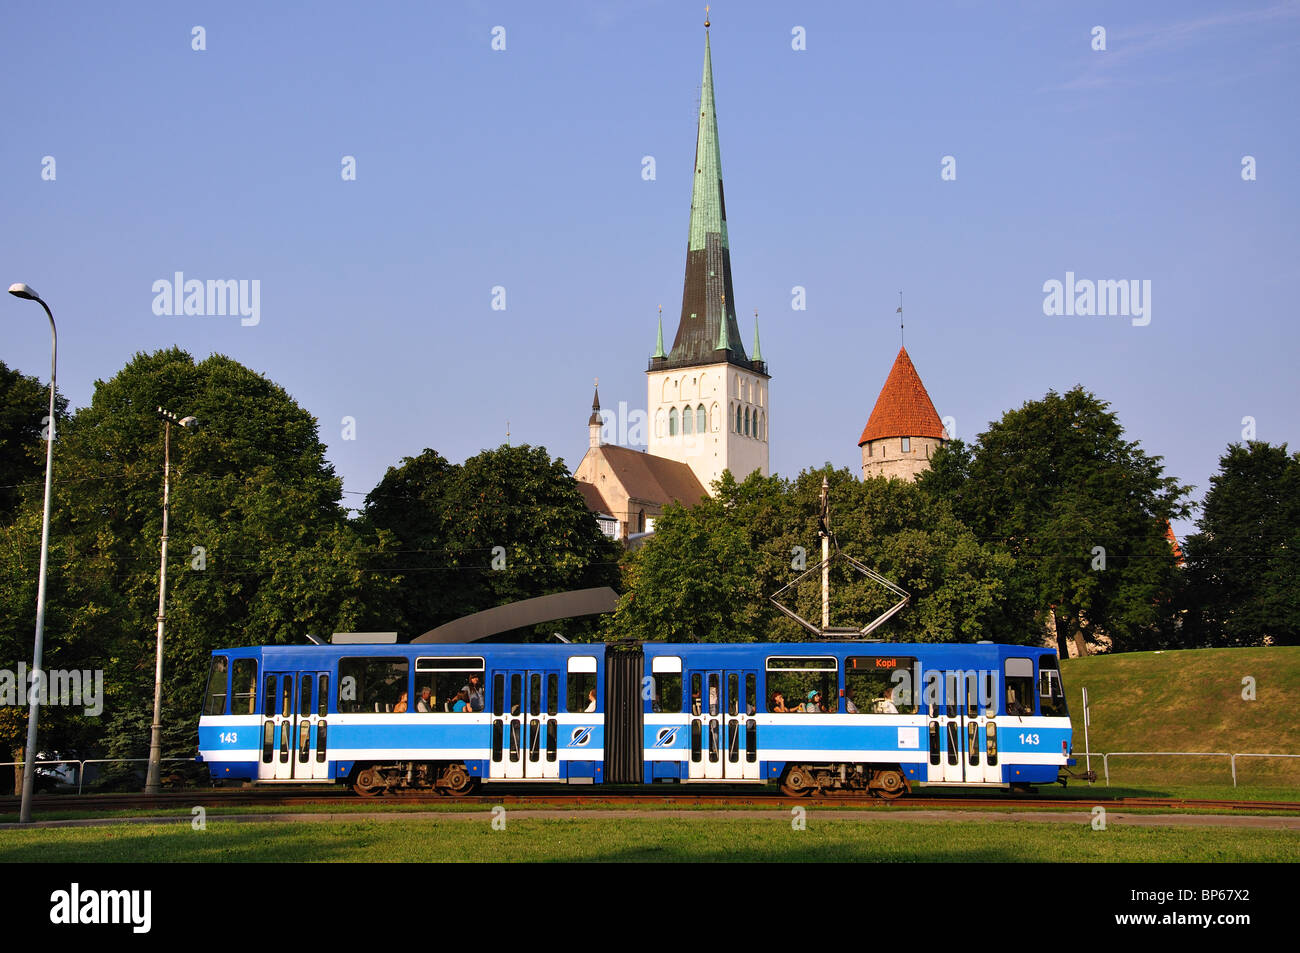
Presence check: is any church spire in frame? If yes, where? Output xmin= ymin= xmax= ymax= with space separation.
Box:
xmin=652 ymin=306 xmax=666 ymax=359
xmin=665 ymin=23 xmax=752 ymax=370
xmin=752 ymin=309 xmax=763 ymax=363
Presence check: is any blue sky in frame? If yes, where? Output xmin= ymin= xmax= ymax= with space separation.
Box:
xmin=3 ymin=1 xmax=1298 ymax=540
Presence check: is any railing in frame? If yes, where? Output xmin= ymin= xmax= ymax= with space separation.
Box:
xmin=1100 ymin=751 xmax=1300 ymax=787
xmin=1 ymin=758 xmax=201 ymax=796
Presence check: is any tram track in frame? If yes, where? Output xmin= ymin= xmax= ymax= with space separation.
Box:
xmin=4 ymin=788 xmax=1298 ymax=815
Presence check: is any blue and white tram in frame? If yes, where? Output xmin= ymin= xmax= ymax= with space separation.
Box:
xmin=196 ymin=639 xmax=1074 ymax=797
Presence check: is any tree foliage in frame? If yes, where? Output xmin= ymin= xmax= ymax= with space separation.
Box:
xmin=0 ymin=359 xmax=69 ymax=523
xmin=919 ymin=386 xmax=1190 ymax=654
xmin=0 ymin=349 xmax=393 ymax=761
xmin=1182 ymin=442 xmax=1300 ymax=646
xmin=362 ymin=444 xmax=621 ymax=640
xmin=612 ymin=466 xmax=1024 ymax=644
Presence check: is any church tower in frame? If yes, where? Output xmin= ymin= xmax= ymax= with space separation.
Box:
xmin=646 ymin=22 xmax=769 ymax=494
xmin=858 ymin=347 xmax=947 ymax=482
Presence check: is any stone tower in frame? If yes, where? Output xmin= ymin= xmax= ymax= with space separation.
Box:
xmin=645 ymin=24 xmax=769 ymax=495
xmin=858 ymin=347 xmax=947 ymax=482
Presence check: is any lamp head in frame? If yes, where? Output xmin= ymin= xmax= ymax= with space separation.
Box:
xmin=8 ymin=283 xmax=41 ymax=301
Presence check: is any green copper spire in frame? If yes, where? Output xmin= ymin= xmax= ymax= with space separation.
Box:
xmin=752 ymin=309 xmax=763 ymax=362
xmin=664 ymin=25 xmax=752 ymax=370
xmin=652 ymin=307 xmax=666 ymax=359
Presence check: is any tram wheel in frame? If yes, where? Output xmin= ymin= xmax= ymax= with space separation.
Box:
xmin=871 ymin=769 xmax=906 ymax=800
xmin=352 ymin=768 xmax=385 ymax=798
xmin=438 ymin=765 xmax=478 ymax=797
xmin=780 ymin=765 xmax=815 ymax=797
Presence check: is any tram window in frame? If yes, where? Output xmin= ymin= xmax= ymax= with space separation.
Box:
xmin=651 ymin=673 xmax=681 ymax=713
xmin=280 ymin=679 xmax=292 ymax=718
xmin=493 ymin=674 xmax=505 ymax=717
xmin=337 ymin=658 xmax=409 ymax=714
xmin=708 ymin=674 xmax=720 ymax=716
xmin=317 ymin=675 xmax=329 ymax=717
xmin=415 ymin=657 xmax=486 ymax=713
xmin=511 ymin=675 xmax=522 ymax=717
xmin=1038 ymin=656 xmax=1069 ymax=717
xmin=262 ymin=721 xmax=274 ymax=763
xmin=1004 ymin=658 xmax=1035 ymax=716
xmin=263 ymin=675 xmax=275 ymax=716
xmin=202 ymin=656 xmax=229 ymax=716
xmin=567 ymin=673 xmax=597 ymax=713
xmin=300 ymin=677 xmax=312 ymax=721
xmin=766 ymin=657 xmax=837 ymax=713
xmin=845 ymin=657 xmax=917 ymax=715
xmin=547 ymin=674 xmax=558 ymax=716
xmin=530 ymin=674 xmax=541 ymax=717
xmin=690 ymin=674 xmax=702 ymax=716
xmin=745 ymin=674 xmax=756 ymax=716
xmin=316 ymin=722 xmax=327 ymax=762
xmin=231 ymin=659 xmax=257 ymax=715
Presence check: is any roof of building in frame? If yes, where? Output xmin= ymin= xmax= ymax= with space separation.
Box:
xmin=858 ymin=347 xmax=947 ymax=445
xmin=587 ymin=444 xmax=709 ymax=508
xmin=575 ymin=480 xmax=612 ymax=517
xmin=657 ymin=29 xmax=759 ymax=373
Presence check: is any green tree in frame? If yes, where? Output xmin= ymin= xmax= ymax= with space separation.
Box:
xmin=920 ymin=386 xmax=1190 ymax=655
xmin=363 ymin=444 xmax=621 ymax=639
xmin=0 ymin=359 xmax=69 ymax=523
xmin=0 ymin=348 xmax=393 ymax=763
xmin=612 ymin=466 xmax=1023 ymax=644
xmin=1182 ymin=442 xmax=1300 ymax=646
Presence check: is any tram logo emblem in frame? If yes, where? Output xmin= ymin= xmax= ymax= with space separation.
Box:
xmin=653 ymin=727 xmax=680 ymax=747
xmin=569 ymin=727 xmax=593 ymax=747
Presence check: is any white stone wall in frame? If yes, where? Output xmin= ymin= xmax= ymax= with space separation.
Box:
xmin=646 ymin=361 xmax=769 ymax=493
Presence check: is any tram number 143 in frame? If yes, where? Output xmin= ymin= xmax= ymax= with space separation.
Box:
xmin=1018 ymin=733 xmax=1040 ymax=745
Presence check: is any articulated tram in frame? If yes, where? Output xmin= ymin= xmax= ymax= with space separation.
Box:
xmin=196 ymin=639 xmax=1074 ymax=798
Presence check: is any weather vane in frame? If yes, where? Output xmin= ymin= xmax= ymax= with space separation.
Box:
xmin=705 ymin=5 xmax=710 ymax=29
xmin=897 ymin=291 xmax=904 ymax=346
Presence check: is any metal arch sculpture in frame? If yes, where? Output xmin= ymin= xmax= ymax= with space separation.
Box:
xmin=410 ymin=587 xmax=620 ymax=644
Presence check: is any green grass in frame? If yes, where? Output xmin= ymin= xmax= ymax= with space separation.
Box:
xmin=1 ymin=816 xmax=1296 ymax=863
xmin=1061 ymin=646 xmax=1300 ymax=787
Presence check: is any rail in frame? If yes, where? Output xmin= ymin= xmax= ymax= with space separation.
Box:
xmin=1101 ymin=751 xmax=1300 ymax=787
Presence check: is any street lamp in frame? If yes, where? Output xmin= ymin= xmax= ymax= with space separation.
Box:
xmin=7 ymin=283 xmax=57 ymax=825
xmin=144 ymin=407 xmax=197 ymax=795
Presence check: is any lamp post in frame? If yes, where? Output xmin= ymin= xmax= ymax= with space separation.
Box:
xmin=7 ymin=283 xmax=57 ymax=825
xmin=144 ymin=407 xmax=197 ymax=795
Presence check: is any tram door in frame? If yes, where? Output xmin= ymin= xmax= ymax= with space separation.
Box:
xmin=688 ymin=670 xmax=759 ymax=781
xmin=261 ymin=672 xmax=330 ymax=781
xmin=492 ymin=671 xmax=560 ymax=780
xmin=927 ymin=671 xmax=998 ymax=783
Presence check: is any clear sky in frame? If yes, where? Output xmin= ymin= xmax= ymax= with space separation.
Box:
xmin=3 ymin=1 xmax=1297 ymax=540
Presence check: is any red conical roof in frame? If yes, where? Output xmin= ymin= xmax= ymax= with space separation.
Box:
xmin=858 ymin=347 xmax=946 ymax=445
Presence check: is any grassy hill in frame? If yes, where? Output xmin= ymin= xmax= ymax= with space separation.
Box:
xmin=1060 ymin=647 xmax=1300 ymax=788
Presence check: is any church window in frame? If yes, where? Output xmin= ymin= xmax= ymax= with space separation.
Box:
xmin=901 ymin=437 xmax=911 ymax=453
xmin=669 ymin=407 xmax=679 ymax=436
xmin=683 ymin=406 xmax=694 ymax=435
xmin=697 ymin=404 xmax=707 ymax=433
xmin=866 ymin=442 xmax=873 ymax=458
xmin=735 ymin=404 xmax=742 ymax=433
xmin=744 ymin=407 xmax=751 ymax=436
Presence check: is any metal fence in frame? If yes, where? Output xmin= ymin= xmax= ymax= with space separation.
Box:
xmin=1099 ymin=751 xmax=1300 ymax=787
xmin=1 ymin=757 xmax=200 ymax=796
